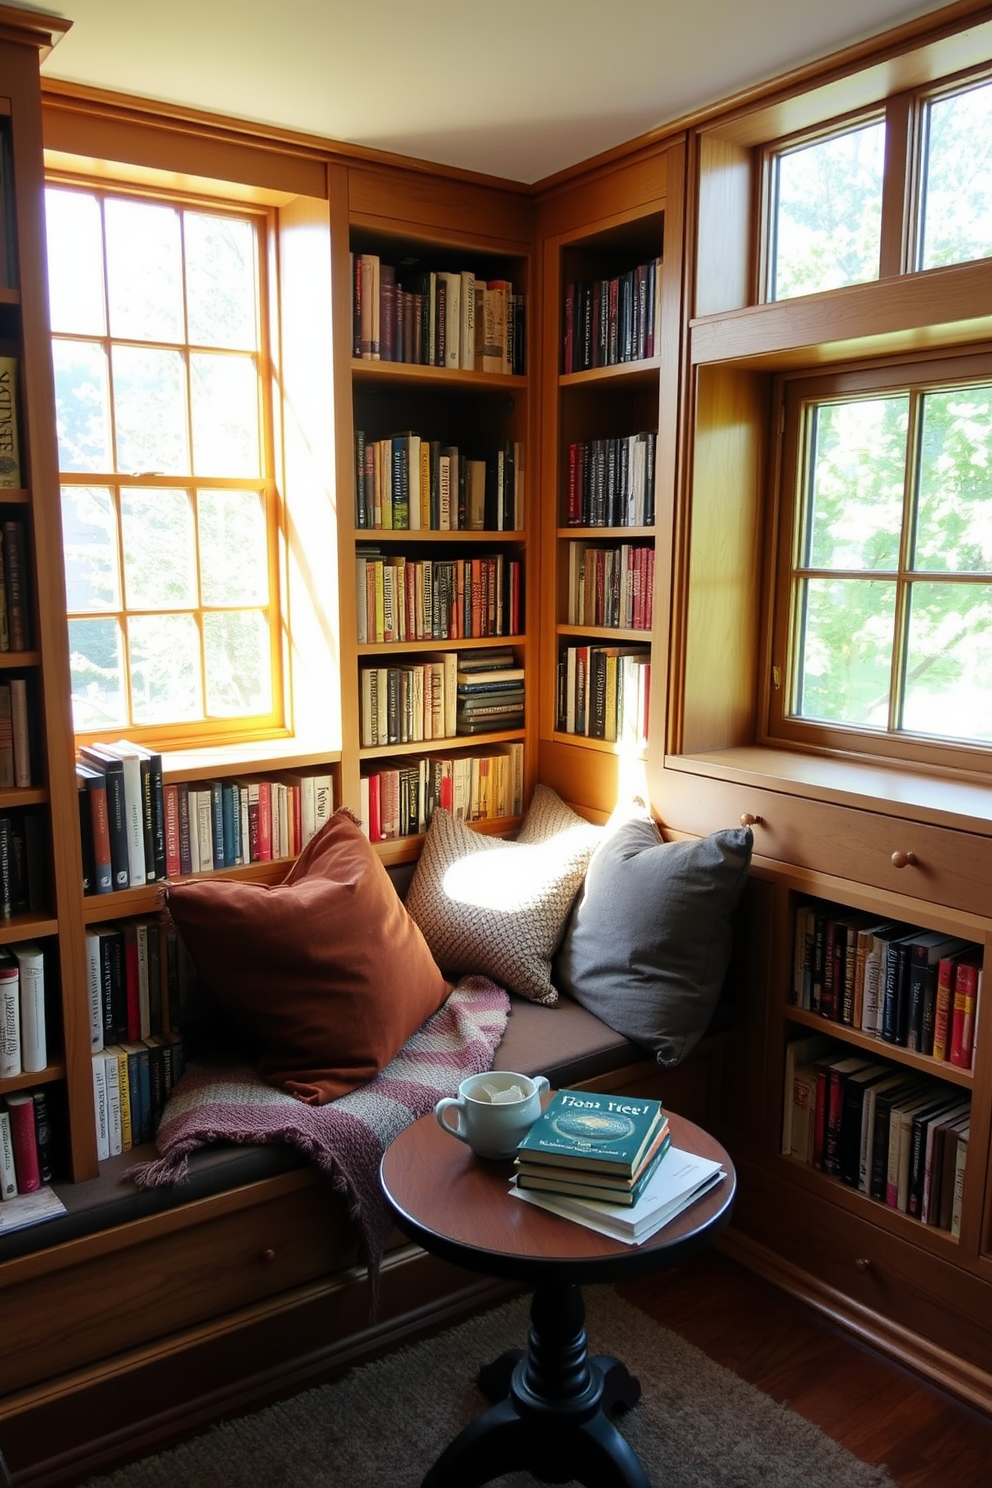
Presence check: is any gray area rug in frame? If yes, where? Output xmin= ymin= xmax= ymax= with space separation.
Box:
xmin=83 ymin=1287 xmax=895 ymax=1487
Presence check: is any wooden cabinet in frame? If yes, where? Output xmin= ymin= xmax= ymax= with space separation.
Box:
xmin=653 ymin=12 xmax=992 ymax=1409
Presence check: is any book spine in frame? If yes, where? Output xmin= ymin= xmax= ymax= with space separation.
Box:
xmin=0 ymin=358 xmax=20 ymax=490
xmin=0 ymin=1106 xmax=17 ymax=1196
xmin=6 ymin=1091 xmax=41 ymax=1191
xmin=0 ymin=956 xmax=19 ymax=1076
xmin=13 ymin=944 xmax=45 ymax=1071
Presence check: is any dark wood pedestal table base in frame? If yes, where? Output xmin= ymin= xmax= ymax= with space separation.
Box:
xmin=379 ymin=1107 xmax=736 ymax=1488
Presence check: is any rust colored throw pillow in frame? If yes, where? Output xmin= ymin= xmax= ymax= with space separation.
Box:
xmin=164 ymin=809 xmax=450 ymax=1104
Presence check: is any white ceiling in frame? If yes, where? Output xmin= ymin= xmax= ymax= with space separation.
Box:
xmin=34 ymin=0 xmax=952 ymax=184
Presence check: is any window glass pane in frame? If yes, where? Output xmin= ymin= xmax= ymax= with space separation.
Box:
xmin=68 ymin=616 xmax=126 ymax=730
xmin=60 ymin=486 xmax=120 ymax=610
xmin=198 ymin=490 xmax=268 ymax=605
xmin=112 ymin=345 xmax=189 ymax=475
xmin=203 ymin=610 xmax=271 ymax=716
xmin=190 ymin=352 xmax=260 ymax=477
xmin=771 ymin=121 xmax=885 ymax=300
xmin=120 ymin=488 xmax=196 ymax=608
xmin=914 ymin=385 xmax=992 ymax=572
xmin=128 ymin=613 xmax=201 ymax=723
xmin=805 ymin=397 xmax=908 ymax=570
xmin=920 ymin=80 xmax=992 ymax=270
xmin=45 ymin=190 xmax=106 ymax=336
xmin=793 ymin=576 xmax=896 ymax=725
xmin=185 ymin=213 xmax=258 ymax=350
xmin=902 ymin=581 xmax=992 ymax=742
xmin=104 ymin=198 xmax=184 ymax=342
xmin=52 ymin=340 xmax=113 ymax=472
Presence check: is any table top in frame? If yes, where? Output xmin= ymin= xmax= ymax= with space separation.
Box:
xmin=379 ymin=1106 xmax=736 ymax=1286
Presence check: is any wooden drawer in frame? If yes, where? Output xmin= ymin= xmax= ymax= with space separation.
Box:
xmin=0 ymin=1180 xmax=358 ymax=1395
xmin=657 ymin=767 xmax=992 ymax=918
xmin=730 ymin=1155 xmax=992 ymax=1380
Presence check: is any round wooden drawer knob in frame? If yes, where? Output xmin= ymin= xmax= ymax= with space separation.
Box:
xmin=854 ymin=1257 xmax=871 ymax=1273
xmin=890 ymin=851 xmax=917 ymax=869
xmin=740 ymin=813 xmax=762 ymax=827
xmin=260 ymin=1248 xmax=277 ymax=1266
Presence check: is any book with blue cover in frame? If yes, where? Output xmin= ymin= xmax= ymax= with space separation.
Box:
xmin=516 ymin=1088 xmax=665 ymax=1175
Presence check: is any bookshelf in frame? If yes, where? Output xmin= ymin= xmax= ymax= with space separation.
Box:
xmin=338 ymin=205 xmax=534 ymax=858
xmin=535 ymin=148 xmax=685 ymax=820
xmin=0 ymin=10 xmax=88 ymax=1184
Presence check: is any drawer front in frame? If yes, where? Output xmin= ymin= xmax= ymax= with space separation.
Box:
xmin=1 ymin=1183 xmax=357 ymax=1394
xmin=657 ymin=768 xmax=991 ymax=917
xmin=731 ymin=1157 xmax=992 ymax=1378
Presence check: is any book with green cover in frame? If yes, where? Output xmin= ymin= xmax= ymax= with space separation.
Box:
xmin=516 ymin=1088 xmax=664 ymax=1175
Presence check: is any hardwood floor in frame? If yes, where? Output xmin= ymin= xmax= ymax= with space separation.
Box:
xmin=618 ymin=1247 xmax=992 ymax=1488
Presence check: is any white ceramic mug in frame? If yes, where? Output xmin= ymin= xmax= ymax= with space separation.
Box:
xmin=434 ymin=1071 xmax=550 ymax=1159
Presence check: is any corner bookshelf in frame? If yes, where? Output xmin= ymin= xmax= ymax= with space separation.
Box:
xmin=339 ymin=213 xmax=534 ymax=860
xmin=535 ymin=146 xmax=685 ymax=820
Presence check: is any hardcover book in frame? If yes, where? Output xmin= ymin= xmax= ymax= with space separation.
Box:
xmin=516 ymin=1089 xmax=665 ymax=1175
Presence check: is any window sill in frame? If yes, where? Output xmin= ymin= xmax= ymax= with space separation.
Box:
xmin=159 ymin=738 xmax=340 ymax=786
xmin=664 ymin=746 xmax=992 ymax=839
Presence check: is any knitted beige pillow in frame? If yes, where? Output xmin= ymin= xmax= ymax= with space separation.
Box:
xmin=405 ymin=785 xmax=601 ymax=1005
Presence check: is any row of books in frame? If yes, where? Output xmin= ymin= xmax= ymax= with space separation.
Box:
xmin=566 ymin=541 xmax=654 ymax=631
xmin=562 ymin=260 xmax=662 ymax=374
xmin=78 ymin=737 xmax=335 ymax=893
xmin=509 ymin=1089 xmax=726 ymax=1245
xmin=359 ymin=649 xmax=524 ymax=749
xmin=352 ymin=254 xmax=525 ymax=374
xmin=0 ymin=515 xmax=30 ymax=648
xmin=565 ymin=434 xmax=657 ymax=528
xmin=0 ymin=809 xmax=44 ymax=920
xmin=1 ymin=1087 xmax=53 ymax=1200
xmin=0 ymin=675 xmax=31 ymax=787
xmin=356 ymin=551 xmax=523 ymax=645
xmin=556 ymin=645 xmax=650 ymax=747
xmin=355 ymin=432 xmax=523 ymax=532
xmin=783 ymin=1035 xmax=970 ymax=1235
xmin=85 ymin=915 xmax=195 ymax=1052
xmin=792 ymin=901 xmax=983 ymax=1068
xmin=361 ymin=742 xmax=524 ymax=841
xmin=0 ymin=941 xmax=46 ymax=1077
xmin=92 ymin=1035 xmax=185 ymax=1158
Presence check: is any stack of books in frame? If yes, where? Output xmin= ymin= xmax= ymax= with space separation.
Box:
xmin=455 ymin=647 xmax=524 ymax=735
xmin=510 ymin=1088 xmax=726 ymax=1245
xmin=513 ymin=1089 xmax=671 ymax=1206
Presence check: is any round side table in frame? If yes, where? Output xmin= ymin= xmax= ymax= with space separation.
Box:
xmin=380 ymin=1105 xmax=735 ymax=1488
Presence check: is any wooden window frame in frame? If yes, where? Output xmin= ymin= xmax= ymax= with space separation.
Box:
xmin=47 ymin=172 xmax=288 ymax=752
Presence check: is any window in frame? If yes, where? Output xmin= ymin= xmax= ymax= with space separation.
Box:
xmin=46 ymin=183 xmax=283 ymax=744
xmin=770 ymin=356 xmax=992 ymax=768
xmin=766 ymin=118 xmax=885 ymax=301
xmin=918 ymin=75 xmax=992 ymax=271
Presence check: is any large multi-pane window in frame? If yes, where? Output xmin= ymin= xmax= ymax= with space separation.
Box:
xmin=771 ymin=357 xmax=992 ymax=768
xmin=46 ymin=183 xmax=282 ymax=743
xmin=763 ymin=69 xmax=992 ymax=773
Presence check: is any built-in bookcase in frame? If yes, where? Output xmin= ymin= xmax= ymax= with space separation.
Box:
xmin=340 ymin=217 xmax=533 ymax=860
xmin=0 ymin=10 xmax=88 ymax=1181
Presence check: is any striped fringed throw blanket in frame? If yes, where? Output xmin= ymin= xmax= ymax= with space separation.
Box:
xmin=125 ymin=976 xmax=510 ymax=1298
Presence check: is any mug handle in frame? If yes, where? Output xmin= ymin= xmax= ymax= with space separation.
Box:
xmin=533 ymin=1075 xmax=551 ymax=1098
xmin=435 ymin=1097 xmax=468 ymax=1142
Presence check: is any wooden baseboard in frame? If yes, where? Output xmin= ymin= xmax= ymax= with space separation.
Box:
xmin=720 ymin=1228 xmax=992 ymax=1418
xmin=1 ymin=1245 xmax=517 ymax=1488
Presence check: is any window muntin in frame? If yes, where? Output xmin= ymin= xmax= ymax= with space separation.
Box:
xmin=46 ymin=183 xmax=281 ymax=743
xmin=775 ymin=362 xmax=992 ymax=763
xmin=767 ymin=119 xmax=885 ymax=301
xmin=919 ymin=76 xmax=992 ymax=271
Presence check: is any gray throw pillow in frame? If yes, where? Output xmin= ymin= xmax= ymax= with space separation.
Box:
xmin=555 ymin=815 xmax=753 ymax=1065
